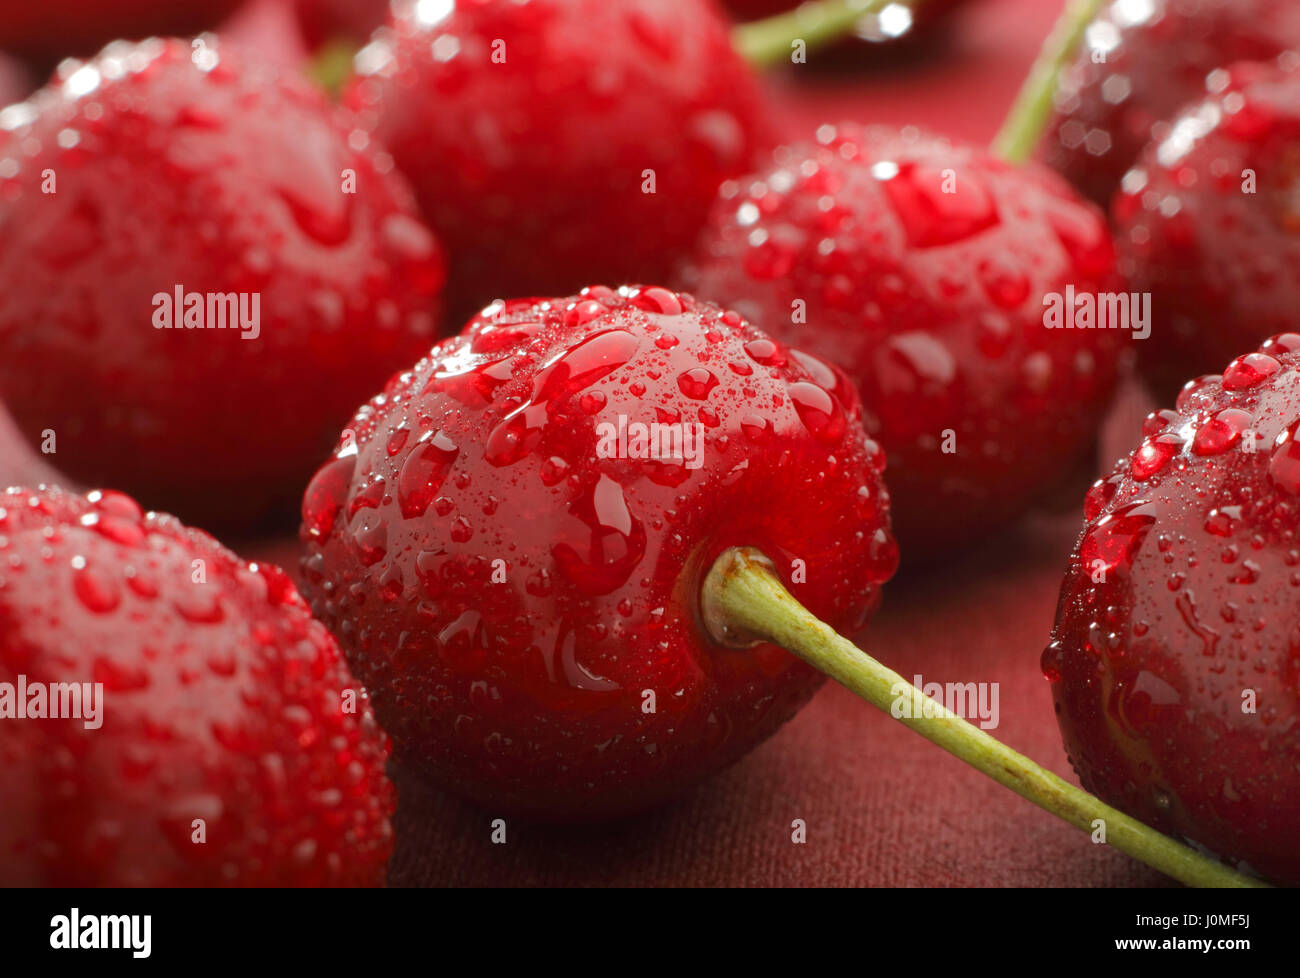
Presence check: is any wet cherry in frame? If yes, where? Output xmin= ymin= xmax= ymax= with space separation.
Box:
xmin=299 ymin=286 xmax=897 ymax=819
xmin=1114 ymin=59 xmax=1300 ymax=399
xmin=1047 ymin=336 xmax=1300 ymax=884
xmin=685 ymin=122 xmax=1128 ymax=558
xmin=1042 ymin=0 xmax=1300 ymax=207
xmin=343 ymin=0 xmax=771 ymax=321
xmin=0 ymin=486 xmax=393 ymax=886
xmin=0 ymin=39 xmax=445 ymax=531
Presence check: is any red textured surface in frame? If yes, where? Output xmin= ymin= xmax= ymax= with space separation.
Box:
xmin=0 ymin=0 xmax=1175 ymax=885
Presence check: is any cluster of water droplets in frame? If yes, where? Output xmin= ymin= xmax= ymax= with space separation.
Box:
xmin=0 ymin=486 xmax=395 ymax=884
xmin=1047 ymin=335 xmax=1300 ymax=830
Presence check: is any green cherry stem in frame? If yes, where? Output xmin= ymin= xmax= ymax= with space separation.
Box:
xmin=733 ymin=0 xmax=914 ymax=69
xmin=701 ymin=547 xmax=1268 ymax=889
xmin=305 ymin=39 xmax=359 ymax=98
xmin=991 ymin=0 xmax=1106 ymax=163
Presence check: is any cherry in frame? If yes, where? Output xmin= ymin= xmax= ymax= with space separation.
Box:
xmin=1042 ymin=0 xmax=1300 ymax=207
xmin=299 ymin=286 xmax=898 ymax=819
xmin=684 ymin=122 xmax=1127 ymax=557
xmin=1046 ymin=334 xmax=1300 ymax=885
xmin=0 ymin=485 xmax=394 ymax=886
xmin=0 ymin=38 xmax=445 ymax=531
xmin=1113 ymin=59 xmax=1300 ymax=400
xmin=342 ymin=0 xmax=773 ymax=322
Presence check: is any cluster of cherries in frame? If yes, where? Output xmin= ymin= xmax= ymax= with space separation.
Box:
xmin=0 ymin=0 xmax=1296 ymax=887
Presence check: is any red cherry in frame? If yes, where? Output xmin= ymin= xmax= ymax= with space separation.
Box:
xmin=0 ymin=39 xmax=445 ymax=531
xmin=0 ymin=486 xmax=393 ymax=886
xmin=1114 ymin=60 xmax=1300 ymax=400
xmin=1042 ymin=0 xmax=1300 ymax=206
xmin=1047 ymin=336 xmax=1300 ymax=885
xmin=685 ymin=123 xmax=1128 ymax=557
xmin=343 ymin=0 xmax=772 ymax=321
xmin=299 ymin=286 xmax=897 ymax=819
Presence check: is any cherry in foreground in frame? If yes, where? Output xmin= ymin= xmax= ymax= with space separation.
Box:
xmin=0 ymin=38 xmax=445 ymax=531
xmin=1048 ymin=334 xmax=1300 ymax=885
xmin=0 ymin=486 xmax=393 ymax=886
xmin=300 ymin=286 xmax=898 ymax=819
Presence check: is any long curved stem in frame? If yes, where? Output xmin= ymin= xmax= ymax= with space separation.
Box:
xmin=701 ymin=547 xmax=1268 ymax=888
xmin=733 ymin=0 xmax=915 ymax=69
xmin=991 ymin=0 xmax=1107 ymax=163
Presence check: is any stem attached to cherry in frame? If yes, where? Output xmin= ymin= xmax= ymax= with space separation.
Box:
xmin=733 ymin=0 xmax=915 ymax=68
xmin=991 ymin=0 xmax=1107 ymax=163
xmin=306 ymin=39 xmax=359 ymax=98
xmin=701 ymin=547 xmax=1268 ymax=888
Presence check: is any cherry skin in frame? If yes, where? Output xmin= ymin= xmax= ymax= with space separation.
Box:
xmin=0 ymin=39 xmax=445 ymax=531
xmin=343 ymin=0 xmax=772 ymax=322
xmin=685 ymin=122 xmax=1127 ymax=558
xmin=1114 ymin=60 xmax=1300 ymax=401
xmin=1046 ymin=334 xmax=1300 ymax=885
xmin=299 ymin=286 xmax=898 ymax=819
xmin=0 ymin=486 xmax=394 ymax=886
xmin=1042 ymin=0 xmax=1300 ymax=207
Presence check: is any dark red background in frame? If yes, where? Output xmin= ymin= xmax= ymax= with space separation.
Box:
xmin=0 ymin=0 xmax=1175 ymax=885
